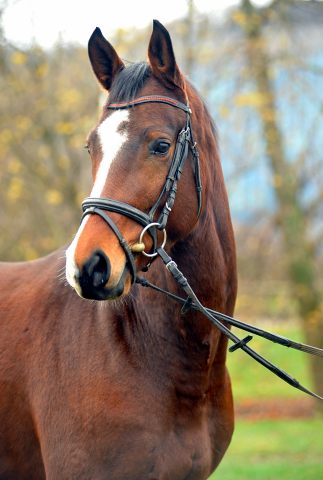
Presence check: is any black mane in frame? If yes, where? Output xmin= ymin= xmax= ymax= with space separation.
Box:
xmin=108 ymin=61 xmax=152 ymax=104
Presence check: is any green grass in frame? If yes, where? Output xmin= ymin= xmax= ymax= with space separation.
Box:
xmin=227 ymin=322 xmax=313 ymax=401
xmin=208 ymin=419 xmax=323 ymax=479
xmin=207 ymin=322 xmax=323 ymax=479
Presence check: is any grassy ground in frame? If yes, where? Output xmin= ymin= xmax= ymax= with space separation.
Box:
xmin=208 ymin=321 xmax=323 ymax=479
xmin=209 ymin=419 xmax=323 ymax=479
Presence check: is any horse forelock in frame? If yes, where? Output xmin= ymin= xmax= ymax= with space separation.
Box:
xmin=108 ymin=61 xmax=152 ymax=104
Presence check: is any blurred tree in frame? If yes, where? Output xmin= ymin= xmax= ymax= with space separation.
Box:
xmin=0 ymin=40 xmax=98 ymax=260
xmin=232 ymin=0 xmax=323 ymax=409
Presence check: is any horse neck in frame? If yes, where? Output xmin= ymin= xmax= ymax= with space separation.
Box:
xmin=95 ymin=189 xmax=236 ymax=396
xmin=128 ymin=122 xmax=237 ymax=355
xmin=96 ymin=92 xmax=236 ymax=386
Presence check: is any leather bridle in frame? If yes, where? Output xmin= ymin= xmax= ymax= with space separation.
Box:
xmin=82 ymin=95 xmax=202 ymax=283
xmin=80 ymin=94 xmax=323 ymax=402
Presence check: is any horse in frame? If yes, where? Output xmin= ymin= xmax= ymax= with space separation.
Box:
xmin=0 ymin=20 xmax=237 ymax=480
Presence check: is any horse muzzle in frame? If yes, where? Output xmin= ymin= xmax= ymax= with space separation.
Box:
xmin=67 ymin=249 xmax=131 ymax=301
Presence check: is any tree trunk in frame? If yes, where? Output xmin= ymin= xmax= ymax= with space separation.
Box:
xmin=240 ymin=0 xmax=323 ymax=410
xmin=184 ymin=0 xmax=195 ymax=77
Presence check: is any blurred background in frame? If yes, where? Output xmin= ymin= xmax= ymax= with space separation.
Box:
xmin=0 ymin=0 xmax=322 ymax=477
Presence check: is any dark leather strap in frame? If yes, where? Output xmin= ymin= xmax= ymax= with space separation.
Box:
xmin=82 ymin=198 xmax=153 ymax=228
xmin=82 ymin=207 xmax=137 ymax=284
xmin=82 ymin=197 xmax=157 ymax=247
xmin=136 ymin=248 xmax=323 ymax=402
xmin=107 ymin=95 xmax=191 ymax=113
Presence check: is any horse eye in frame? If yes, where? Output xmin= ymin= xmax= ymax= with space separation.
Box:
xmin=154 ymin=142 xmax=170 ymax=156
xmin=84 ymin=145 xmax=90 ymax=155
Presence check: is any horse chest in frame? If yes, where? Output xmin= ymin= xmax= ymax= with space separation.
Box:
xmin=27 ymin=349 xmax=216 ymax=480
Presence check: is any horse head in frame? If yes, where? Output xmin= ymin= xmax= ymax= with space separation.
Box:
xmin=66 ymin=20 xmax=211 ymax=301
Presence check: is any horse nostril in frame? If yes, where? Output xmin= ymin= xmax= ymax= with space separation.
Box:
xmin=83 ymin=250 xmax=111 ymax=289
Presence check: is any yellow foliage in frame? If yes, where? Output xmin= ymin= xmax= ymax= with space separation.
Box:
xmin=234 ymin=92 xmax=270 ymax=108
xmin=35 ymin=163 xmax=48 ymax=178
xmin=251 ymin=13 xmax=262 ymax=25
xmin=76 ymin=191 xmax=88 ymax=206
xmin=69 ymin=134 xmax=85 ymax=148
xmin=24 ymin=247 xmax=39 ymax=261
xmin=307 ymin=306 xmax=323 ymax=329
xmin=235 ymin=293 xmax=253 ymax=311
xmin=37 ymin=145 xmax=51 ymax=159
xmin=46 ymin=189 xmax=63 ymax=205
xmin=55 ymin=121 xmax=75 ymax=135
xmin=58 ymin=155 xmax=71 ymax=170
xmin=278 ymin=34 xmax=291 ymax=49
xmin=0 ymin=144 xmax=9 ymax=158
xmin=39 ymin=236 xmax=56 ymax=250
xmin=10 ymin=51 xmax=27 ymax=65
xmin=31 ymin=126 xmax=45 ymax=139
xmin=15 ymin=116 xmax=33 ymax=131
xmin=7 ymin=158 xmax=22 ymax=174
xmin=0 ymin=129 xmax=13 ymax=144
xmin=36 ymin=63 xmax=49 ymax=77
xmin=8 ymin=177 xmax=24 ymax=201
xmin=56 ymin=89 xmax=82 ymax=112
xmin=35 ymin=98 xmax=49 ymax=111
xmin=232 ymin=11 xmax=246 ymax=26
xmin=200 ymin=46 xmax=217 ymax=63
xmin=219 ymin=105 xmax=230 ymax=118
xmin=175 ymin=22 xmax=189 ymax=35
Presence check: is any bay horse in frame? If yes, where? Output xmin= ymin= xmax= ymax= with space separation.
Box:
xmin=0 ymin=20 xmax=237 ymax=479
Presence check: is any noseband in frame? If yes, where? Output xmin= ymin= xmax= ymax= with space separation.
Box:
xmin=82 ymin=95 xmax=202 ymax=283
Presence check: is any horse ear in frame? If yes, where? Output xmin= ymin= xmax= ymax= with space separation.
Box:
xmin=88 ymin=27 xmax=125 ymax=91
xmin=148 ymin=20 xmax=185 ymax=91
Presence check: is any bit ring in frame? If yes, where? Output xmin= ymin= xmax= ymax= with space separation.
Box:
xmin=139 ymin=222 xmax=167 ymax=257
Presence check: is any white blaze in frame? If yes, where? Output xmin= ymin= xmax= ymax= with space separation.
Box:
xmin=65 ymin=109 xmax=129 ymax=287
xmin=91 ymin=109 xmax=129 ymax=197
xmin=65 ymin=215 xmax=89 ymax=289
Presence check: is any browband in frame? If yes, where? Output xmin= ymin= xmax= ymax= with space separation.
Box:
xmin=106 ymin=95 xmax=191 ymax=114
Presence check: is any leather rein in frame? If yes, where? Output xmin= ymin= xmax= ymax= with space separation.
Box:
xmin=81 ymin=94 xmax=323 ymax=402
